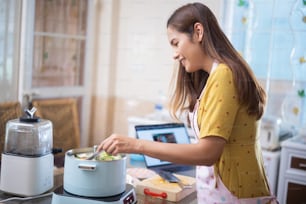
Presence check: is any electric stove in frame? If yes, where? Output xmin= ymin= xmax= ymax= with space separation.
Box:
xmin=51 ymin=184 xmax=137 ymax=204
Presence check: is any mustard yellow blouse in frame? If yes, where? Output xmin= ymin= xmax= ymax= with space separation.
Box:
xmin=197 ymin=63 xmax=271 ymax=198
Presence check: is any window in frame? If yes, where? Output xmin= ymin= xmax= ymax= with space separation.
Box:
xmin=0 ymin=0 xmax=21 ymax=102
xmin=222 ymin=0 xmax=306 ymax=130
xmin=32 ymin=0 xmax=88 ymax=87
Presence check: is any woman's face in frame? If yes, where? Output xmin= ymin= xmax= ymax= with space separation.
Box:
xmin=167 ymin=26 xmax=205 ymax=73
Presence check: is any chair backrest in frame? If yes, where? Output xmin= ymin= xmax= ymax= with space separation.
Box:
xmin=32 ymin=98 xmax=81 ymax=166
xmin=0 ymin=101 xmax=22 ymax=160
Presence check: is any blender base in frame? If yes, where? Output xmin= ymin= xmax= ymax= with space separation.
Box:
xmin=0 ymin=153 xmax=54 ymax=196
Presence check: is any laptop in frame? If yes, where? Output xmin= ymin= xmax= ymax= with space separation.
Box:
xmin=135 ymin=123 xmax=195 ymax=177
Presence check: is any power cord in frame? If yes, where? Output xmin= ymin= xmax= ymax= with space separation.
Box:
xmin=0 ymin=192 xmax=52 ymax=203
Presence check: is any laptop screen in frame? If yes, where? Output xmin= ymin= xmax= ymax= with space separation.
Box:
xmin=135 ymin=123 xmax=190 ymax=168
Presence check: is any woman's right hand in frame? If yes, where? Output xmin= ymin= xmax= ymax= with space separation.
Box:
xmin=97 ymin=133 xmax=143 ymax=155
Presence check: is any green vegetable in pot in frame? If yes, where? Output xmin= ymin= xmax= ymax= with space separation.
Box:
xmin=75 ymin=151 xmax=121 ymax=161
xmin=96 ymin=151 xmax=121 ymax=161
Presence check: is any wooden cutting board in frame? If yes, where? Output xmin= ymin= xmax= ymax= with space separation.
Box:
xmin=136 ymin=174 xmax=196 ymax=202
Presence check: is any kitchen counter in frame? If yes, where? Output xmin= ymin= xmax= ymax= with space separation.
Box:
xmin=0 ymin=156 xmax=197 ymax=204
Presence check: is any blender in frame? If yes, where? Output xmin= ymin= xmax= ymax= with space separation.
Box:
xmin=0 ymin=107 xmax=54 ymax=196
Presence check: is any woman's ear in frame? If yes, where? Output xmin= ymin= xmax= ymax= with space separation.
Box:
xmin=193 ymin=22 xmax=204 ymax=42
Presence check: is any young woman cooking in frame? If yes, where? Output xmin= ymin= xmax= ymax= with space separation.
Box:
xmin=98 ymin=2 xmax=278 ymax=203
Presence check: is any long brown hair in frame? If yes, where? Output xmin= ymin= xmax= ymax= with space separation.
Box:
xmin=167 ymin=3 xmax=266 ymax=120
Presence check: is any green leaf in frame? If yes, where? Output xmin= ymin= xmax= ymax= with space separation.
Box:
xmin=238 ymin=0 xmax=245 ymax=6
xmin=238 ymin=0 xmax=249 ymax=7
xmin=298 ymin=89 xmax=305 ymax=98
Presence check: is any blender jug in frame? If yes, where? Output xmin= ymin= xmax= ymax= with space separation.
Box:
xmin=0 ymin=107 xmax=54 ymax=196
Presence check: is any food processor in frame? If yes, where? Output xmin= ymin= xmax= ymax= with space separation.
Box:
xmin=0 ymin=107 xmax=54 ymax=196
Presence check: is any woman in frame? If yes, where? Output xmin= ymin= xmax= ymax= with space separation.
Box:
xmin=98 ymin=3 xmax=278 ymax=204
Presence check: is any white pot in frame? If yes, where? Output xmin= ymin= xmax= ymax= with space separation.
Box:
xmin=63 ymin=148 xmax=126 ymax=197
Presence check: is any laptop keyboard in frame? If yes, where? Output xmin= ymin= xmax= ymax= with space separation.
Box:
xmin=161 ymin=165 xmax=193 ymax=173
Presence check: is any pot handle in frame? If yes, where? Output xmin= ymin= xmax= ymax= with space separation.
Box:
xmin=78 ymin=163 xmax=96 ymax=171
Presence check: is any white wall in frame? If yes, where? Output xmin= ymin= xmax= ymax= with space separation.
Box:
xmin=90 ymin=0 xmax=223 ymax=143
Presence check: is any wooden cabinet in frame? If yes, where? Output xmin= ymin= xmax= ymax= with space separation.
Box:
xmin=277 ymin=136 xmax=306 ymax=204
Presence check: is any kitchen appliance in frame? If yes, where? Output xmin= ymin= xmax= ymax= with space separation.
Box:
xmin=51 ymin=147 xmax=137 ymax=204
xmin=0 ymin=107 xmax=54 ymax=196
xmin=261 ymin=150 xmax=281 ymax=195
xmin=52 ymin=184 xmax=136 ymax=204
xmin=259 ymin=116 xmax=294 ymax=150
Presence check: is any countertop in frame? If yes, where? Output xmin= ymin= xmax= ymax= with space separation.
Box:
xmin=0 ymin=156 xmax=197 ymax=204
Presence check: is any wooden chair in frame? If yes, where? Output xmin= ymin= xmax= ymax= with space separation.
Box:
xmin=0 ymin=101 xmax=22 ymax=160
xmin=32 ymin=98 xmax=80 ymax=167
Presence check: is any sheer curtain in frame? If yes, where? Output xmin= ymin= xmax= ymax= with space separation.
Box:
xmin=0 ymin=0 xmax=21 ymax=102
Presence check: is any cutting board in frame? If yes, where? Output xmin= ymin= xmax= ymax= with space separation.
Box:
xmin=136 ymin=174 xmax=196 ymax=202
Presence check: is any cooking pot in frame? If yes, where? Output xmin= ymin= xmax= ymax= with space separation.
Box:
xmin=63 ymin=147 xmax=126 ymax=197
